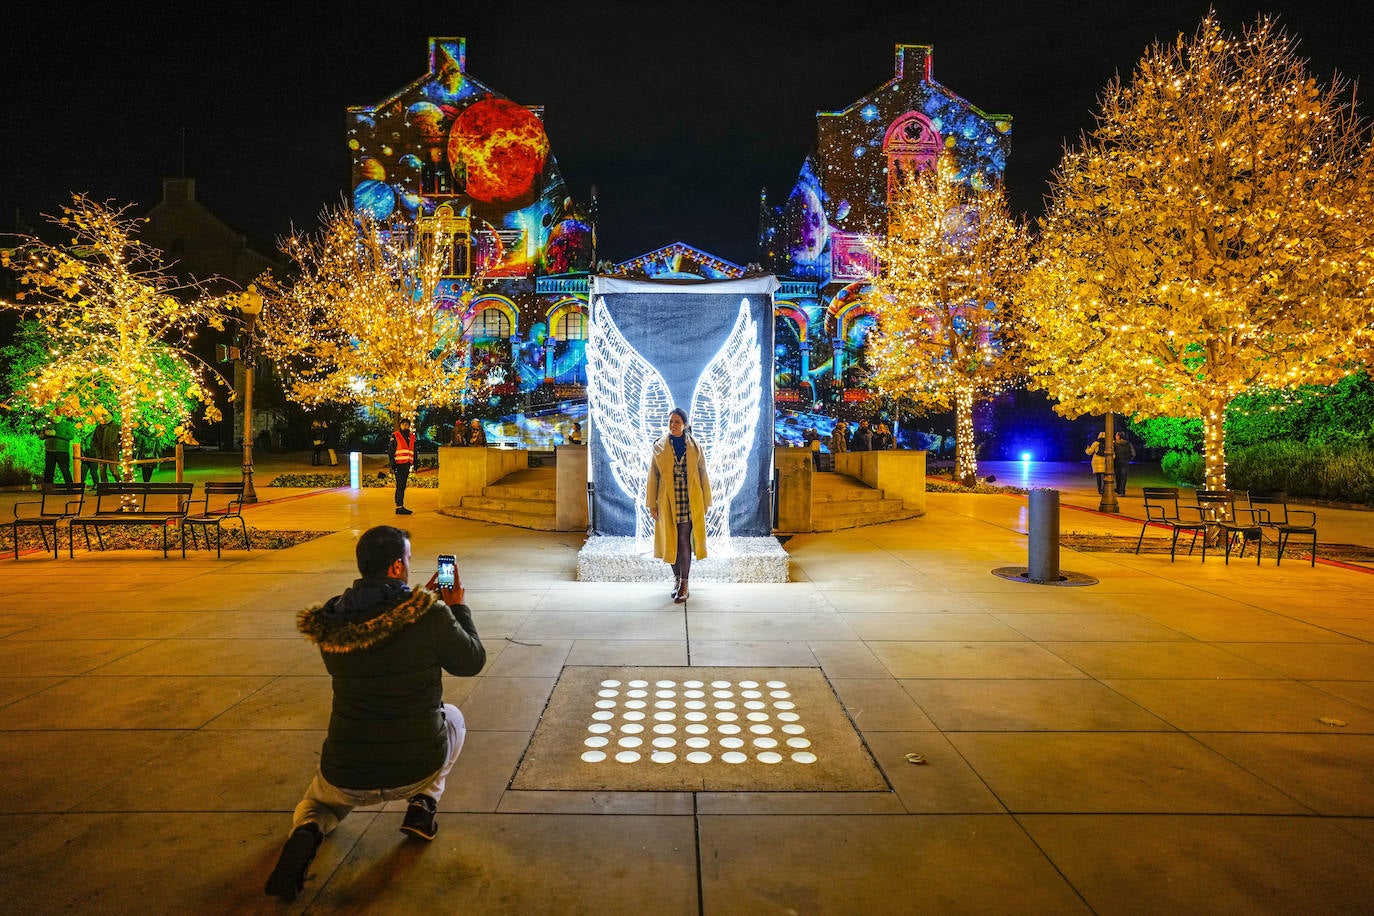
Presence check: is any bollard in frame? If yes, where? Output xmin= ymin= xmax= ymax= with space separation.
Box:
xmin=349 ymin=451 xmax=361 ymax=489
xmin=1027 ymin=488 xmax=1060 ymax=583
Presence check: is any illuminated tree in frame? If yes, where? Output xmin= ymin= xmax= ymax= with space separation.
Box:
xmin=0 ymin=195 xmax=230 ymax=479
xmin=257 ymin=208 xmax=479 ymax=426
xmin=1021 ymin=14 xmax=1374 ymax=490
xmin=864 ymin=154 xmax=1030 ymax=485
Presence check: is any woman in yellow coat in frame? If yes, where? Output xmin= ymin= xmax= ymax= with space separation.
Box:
xmin=646 ymin=408 xmax=711 ymax=604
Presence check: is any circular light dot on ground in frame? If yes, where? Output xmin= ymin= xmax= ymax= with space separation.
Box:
xmin=741 ymin=690 xmax=763 ymax=699
xmin=753 ymin=737 xmax=778 ymax=749
xmin=720 ymin=736 xmax=745 ymax=749
xmin=749 ymin=724 xmax=774 ymax=734
xmin=791 ymin=752 xmax=817 ymax=764
xmin=746 ymin=713 xmax=769 ymax=723
xmin=715 ymin=711 xmax=738 ymax=722
xmin=597 ymin=689 xmax=619 ymax=698
xmin=684 ymin=680 xmax=704 ymax=689
xmin=781 ymin=724 xmax=806 ymax=735
xmin=592 ymin=711 xmax=615 ymax=721
xmin=722 ymin=751 xmax=748 ymax=764
xmin=652 ymin=723 xmax=677 ymax=734
xmin=773 ymin=701 xmax=796 ymax=710
xmin=581 ymin=750 xmax=607 ymax=763
xmin=712 ymin=690 xmax=733 ymax=699
xmin=600 ymin=680 xmax=621 ymax=688
xmin=655 ymin=680 xmax=676 ymax=688
xmin=653 ymin=711 xmax=676 ymax=721
xmin=684 ymin=690 xmax=706 ymax=699
xmin=588 ymin=723 xmax=611 ymax=734
xmin=770 ymin=690 xmax=792 ymax=699
xmin=757 ymin=751 xmax=783 ymax=764
xmin=617 ymin=736 xmax=643 ymax=748
xmin=739 ymin=680 xmax=759 ymax=689
xmin=711 ymin=680 xmax=731 ymax=689
xmin=615 ymin=751 xmax=641 ymax=763
xmin=584 ymin=736 xmax=608 ymax=748
xmin=786 ymin=737 xmax=811 ymax=748
xmin=685 ymin=711 xmax=708 ymax=722
xmin=685 ymin=724 xmax=709 ymax=735
xmin=714 ymin=701 xmax=736 ymax=710
xmin=652 ymin=737 xmax=676 ymax=749
xmin=777 ymin=712 xmax=800 ymax=722
xmin=628 ymin=680 xmax=649 ymax=688
xmin=655 ymin=690 xmax=676 ymax=699
xmin=595 ymin=700 xmax=617 ymax=710
xmin=744 ymin=701 xmax=766 ymax=710
xmin=625 ymin=700 xmax=646 ymax=709
xmin=685 ymin=701 xmax=706 ymax=710
xmin=627 ymin=689 xmax=648 ymax=698
xmin=718 ymin=723 xmax=741 ymax=735
xmin=766 ymin=680 xmax=787 ymax=689
xmin=621 ymin=723 xmax=644 ymax=734
xmin=686 ymin=751 xmax=712 ymax=764
xmin=623 ymin=711 xmax=645 ymax=721
xmin=685 ymin=737 xmax=710 ymax=749
xmin=651 ymin=751 xmax=676 ymax=764
xmin=654 ymin=700 xmax=676 ymax=709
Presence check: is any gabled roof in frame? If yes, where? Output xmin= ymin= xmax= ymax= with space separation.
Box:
xmin=608 ymin=242 xmax=746 ymax=280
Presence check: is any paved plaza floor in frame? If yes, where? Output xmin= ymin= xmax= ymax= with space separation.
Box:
xmin=1 ymin=462 xmax=1372 ymax=913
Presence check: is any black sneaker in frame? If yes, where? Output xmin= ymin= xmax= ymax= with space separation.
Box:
xmin=400 ymin=794 xmax=438 ymax=840
xmin=395 ymin=506 xmax=413 ymax=515
xmin=265 ymin=823 xmax=322 ymax=900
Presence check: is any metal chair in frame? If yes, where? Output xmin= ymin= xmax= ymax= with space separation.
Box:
xmin=10 ymin=483 xmax=86 ymax=559
xmin=181 ymin=481 xmax=250 ymax=558
xmin=1137 ymin=487 xmax=1210 ymax=561
xmin=1247 ymin=492 xmax=1318 ymax=567
xmin=1194 ymin=490 xmax=1262 ymax=566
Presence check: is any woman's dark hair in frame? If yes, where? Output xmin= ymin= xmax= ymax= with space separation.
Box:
xmin=356 ymin=525 xmax=410 ymax=577
xmin=668 ymin=407 xmax=688 ymax=426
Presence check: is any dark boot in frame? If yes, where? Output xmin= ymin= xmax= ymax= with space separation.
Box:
xmin=674 ymin=577 xmax=689 ymax=604
xmin=670 ymin=574 xmax=680 ymax=599
xmin=265 ymin=822 xmax=323 ymax=900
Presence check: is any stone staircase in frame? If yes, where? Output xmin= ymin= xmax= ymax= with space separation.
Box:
xmin=449 ymin=467 xmax=558 ymax=530
xmin=810 ymin=472 xmax=920 ymax=531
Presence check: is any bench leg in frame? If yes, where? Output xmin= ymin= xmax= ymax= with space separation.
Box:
xmin=239 ymin=519 xmax=249 ymax=552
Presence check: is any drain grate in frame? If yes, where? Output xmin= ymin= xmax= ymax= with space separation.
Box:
xmin=511 ymin=666 xmax=888 ymax=792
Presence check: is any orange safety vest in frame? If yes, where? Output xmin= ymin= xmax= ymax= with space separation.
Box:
xmin=392 ymin=430 xmax=416 ymax=465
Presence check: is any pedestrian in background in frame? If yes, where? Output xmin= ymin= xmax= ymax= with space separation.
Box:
xmin=388 ymin=417 xmax=416 ymax=515
xmin=1086 ymin=432 xmax=1108 ymax=495
xmin=1113 ymin=431 xmax=1134 ymax=497
xmin=41 ymin=419 xmax=73 ymax=485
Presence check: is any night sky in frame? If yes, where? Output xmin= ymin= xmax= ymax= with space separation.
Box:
xmin=2 ymin=1 xmax=1371 ymax=266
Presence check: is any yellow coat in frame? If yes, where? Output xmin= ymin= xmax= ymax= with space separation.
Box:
xmin=646 ymin=434 xmax=712 ymax=564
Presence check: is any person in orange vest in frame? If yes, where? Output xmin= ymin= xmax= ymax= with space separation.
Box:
xmin=388 ymin=417 xmax=417 ymax=515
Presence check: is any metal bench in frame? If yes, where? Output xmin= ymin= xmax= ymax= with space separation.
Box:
xmin=71 ymin=482 xmax=195 ymax=558
xmin=10 ymin=483 xmax=86 ymax=559
xmin=182 ymin=481 xmax=249 ymax=558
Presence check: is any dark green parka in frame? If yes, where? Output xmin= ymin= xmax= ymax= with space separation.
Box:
xmin=298 ymin=579 xmax=485 ymax=790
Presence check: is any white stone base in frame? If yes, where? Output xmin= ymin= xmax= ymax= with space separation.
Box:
xmin=577 ymin=536 xmax=790 ymax=583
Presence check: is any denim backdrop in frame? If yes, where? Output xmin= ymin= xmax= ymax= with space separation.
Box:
xmin=588 ymin=280 xmax=776 ymax=538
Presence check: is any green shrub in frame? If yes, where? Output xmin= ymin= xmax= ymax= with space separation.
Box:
xmin=0 ymin=427 xmax=42 ymax=486
xmin=1160 ymin=450 xmax=1204 ymax=486
xmin=1228 ymin=440 xmax=1374 ymax=505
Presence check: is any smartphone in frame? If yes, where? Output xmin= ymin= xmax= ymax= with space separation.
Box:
xmin=436 ymin=554 xmax=457 ymax=589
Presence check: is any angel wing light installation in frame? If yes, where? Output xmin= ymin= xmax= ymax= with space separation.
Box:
xmin=586 ymin=296 xmax=762 ymax=543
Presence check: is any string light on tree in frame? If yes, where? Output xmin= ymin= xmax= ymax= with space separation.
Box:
xmin=255 ymin=207 xmax=485 ymax=428
xmin=1020 ymin=13 xmax=1374 ymax=491
xmin=0 ymin=195 xmax=232 ymax=480
xmin=863 ymin=152 xmax=1029 ymax=486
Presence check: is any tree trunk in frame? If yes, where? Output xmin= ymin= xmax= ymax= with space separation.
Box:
xmin=117 ymin=388 xmax=137 ymax=483
xmin=954 ymin=383 xmax=977 ymax=486
xmin=1202 ymin=396 xmax=1228 ymax=491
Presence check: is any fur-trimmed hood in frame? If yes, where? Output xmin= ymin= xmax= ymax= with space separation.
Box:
xmin=298 ymin=578 xmax=439 ymax=654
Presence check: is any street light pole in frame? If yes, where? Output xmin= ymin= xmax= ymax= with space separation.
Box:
xmin=238 ymin=284 xmax=263 ymax=504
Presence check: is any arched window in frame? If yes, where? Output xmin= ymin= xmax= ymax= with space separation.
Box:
xmin=553 ymin=309 xmax=586 ymax=341
xmin=884 ymin=111 xmax=942 ymax=198
xmin=476 ymin=308 xmax=511 ymax=340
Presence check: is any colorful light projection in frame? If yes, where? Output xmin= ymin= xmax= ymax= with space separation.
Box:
xmin=347 ymin=37 xmax=593 ymax=281
xmin=761 ymin=44 xmax=1011 ymax=287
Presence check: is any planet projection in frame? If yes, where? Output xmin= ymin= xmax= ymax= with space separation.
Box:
xmin=448 ymin=98 xmax=550 ymax=206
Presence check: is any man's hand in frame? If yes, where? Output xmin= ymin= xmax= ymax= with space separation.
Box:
xmin=424 ymin=571 xmax=465 ymax=607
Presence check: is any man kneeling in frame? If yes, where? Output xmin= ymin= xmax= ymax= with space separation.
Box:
xmin=266 ymin=525 xmax=485 ymax=900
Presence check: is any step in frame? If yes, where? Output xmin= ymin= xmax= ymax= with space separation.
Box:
xmin=813 ymin=486 xmax=891 ymax=504
xmin=447 ymin=505 xmax=558 ymax=531
xmin=461 ymin=494 xmax=556 ymax=515
xmin=483 ymin=483 xmax=557 ymax=501
xmin=811 ymin=499 xmax=919 ymax=531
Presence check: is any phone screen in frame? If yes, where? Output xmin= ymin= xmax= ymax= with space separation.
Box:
xmin=436 ymin=555 xmax=456 ymax=589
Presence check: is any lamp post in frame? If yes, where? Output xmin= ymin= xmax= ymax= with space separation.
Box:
xmin=1098 ymin=412 xmax=1119 ymax=513
xmin=237 ymin=284 xmax=263 ymax=504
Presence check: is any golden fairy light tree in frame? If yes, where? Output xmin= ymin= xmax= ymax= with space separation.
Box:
xmin=256 ymin=207 xmax=480 ymax=426
xmin=0 ymin=195 xmax=230 ymax=479
xmin=865 ymin=154 xmax=1030 ymax=485
xmin=1021 ymin=13 xmax=1374 ymax=490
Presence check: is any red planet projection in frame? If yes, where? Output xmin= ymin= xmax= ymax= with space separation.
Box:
xmin=448 ymin=98 xmax=550 ymax=205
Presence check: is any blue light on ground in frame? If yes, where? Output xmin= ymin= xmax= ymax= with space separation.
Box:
xmin=1020 ymin=452 xmax=1032 ymax=462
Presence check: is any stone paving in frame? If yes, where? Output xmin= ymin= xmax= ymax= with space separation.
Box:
xmin=1 ymin=463 xmax=1372 ymax=913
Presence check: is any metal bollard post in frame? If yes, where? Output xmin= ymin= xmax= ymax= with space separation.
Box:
xmin=1027 ymin=488 xmax=1060 ymax=583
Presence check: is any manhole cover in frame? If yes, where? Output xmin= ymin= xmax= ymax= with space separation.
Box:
xmin=511 ymin=666 xmax=887 ymax=792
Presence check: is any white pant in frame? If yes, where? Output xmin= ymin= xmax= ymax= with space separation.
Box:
xmin=292 ymin=704 xmax=466 ymax=835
